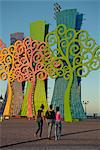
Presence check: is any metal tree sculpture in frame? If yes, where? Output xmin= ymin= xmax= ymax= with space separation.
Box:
xmin=0 ymin=45 xmax=15 ymax=117
xmin=0 ymin=37 xmax=48 ymax=117
xmin=44 ymin=24 xmax=100 ymax=122
xmin=13 ymin=37 xmax=48 ymax=117
xmin=14 ymin=37 xmax=47 ymax=82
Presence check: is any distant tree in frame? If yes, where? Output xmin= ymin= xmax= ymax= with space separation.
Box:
xmin=44 ymin=24 xmax=100 ymax=122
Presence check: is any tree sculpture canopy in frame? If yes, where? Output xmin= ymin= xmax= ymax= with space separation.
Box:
xmin=14 ymin=37 xmax=47 ymax=82
xmin=44 ymin=24 xmax=100 ymax=79
xmin=0 ymin=45 xmax=15 ymax=82
xmin=0 ymin=37 xmax=48 ymax=83
xmin=0 ymin=25 xmax=99 ymax=83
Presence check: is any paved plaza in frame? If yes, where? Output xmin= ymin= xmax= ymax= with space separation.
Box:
xmin=0 ymin=118 xmax=100 ymax=150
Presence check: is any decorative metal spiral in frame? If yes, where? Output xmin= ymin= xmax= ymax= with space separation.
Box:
xmin=45 ymin=24 xmax=100 ymax=79
xmin=14 ymin=37 xmax=48 ymax=82
xmin=0 ymin=25 xmax=100 ymax=83
xmin=0 ymin=45 xmax=15 ymax=82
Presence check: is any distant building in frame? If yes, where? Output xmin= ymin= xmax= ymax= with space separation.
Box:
xmin=10 ymin=32 xmax=24 ymax=45
xmin=10 ymin=32 xmax=24 ymax=116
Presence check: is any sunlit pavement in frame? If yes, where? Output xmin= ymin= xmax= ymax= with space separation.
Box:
xmin=0 ymin=118 xmax=100 ymax=150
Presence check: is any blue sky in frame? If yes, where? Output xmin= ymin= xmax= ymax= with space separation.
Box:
xmin=0 ymin=0 xmax=100 ymax=115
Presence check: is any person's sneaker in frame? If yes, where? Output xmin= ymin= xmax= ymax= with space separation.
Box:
xmin=34 ymin=133 xmax=37 ymax=138
xmin=58 ymin=136 xmax=60 ymax=140
xmin=55 ymin=137 xmax=58 ymax=141
xmin=48 ymin=136 xmax=51 ymax=140
xmin=38 ymin=137 xmax=41 ymax=139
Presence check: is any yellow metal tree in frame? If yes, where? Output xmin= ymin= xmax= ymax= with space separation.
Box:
xmin=0 ymin=46 xmax=15 ymax=117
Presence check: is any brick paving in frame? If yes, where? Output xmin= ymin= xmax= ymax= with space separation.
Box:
xmin=0 ymin=118 xmax=100 ymax=150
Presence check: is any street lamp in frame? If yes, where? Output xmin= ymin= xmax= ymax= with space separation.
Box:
xmin=83 ymin=100 xmax=89 ymax=116
xmin=0 ymin=94 xmax=4 ymax=122
xmin=0 ymin=94 xmax=4 ymax=103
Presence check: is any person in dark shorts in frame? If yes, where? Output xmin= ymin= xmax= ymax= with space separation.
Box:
xmin=34 ymin=104 xmax=44 ymax=139
xmin=45 ymin=104 xmax=55 ymax=139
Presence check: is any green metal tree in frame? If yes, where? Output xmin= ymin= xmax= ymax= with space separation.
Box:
xmin=44 ymin=24 xmax=100 ymax=122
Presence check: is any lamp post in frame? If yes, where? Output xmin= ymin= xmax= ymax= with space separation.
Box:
xmin=0 ymin=94 xmax=4 ymax=104
xmin=83 ymin=100 xmax=89 ymax=116
xmin=0 ymin=94 xmax=4 ymax=122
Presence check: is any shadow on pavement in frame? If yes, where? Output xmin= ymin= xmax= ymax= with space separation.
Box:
xmin=0 ymin=128 xmax=100 ymax=149
xmin=61 ymin=128 xmax=100 ymax=137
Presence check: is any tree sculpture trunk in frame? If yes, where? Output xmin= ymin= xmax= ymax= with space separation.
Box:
xmin=27 ymin=79 xmax=36 ymax=118
xmin=3 ymin=81 xmax=12 ymax=118
xmin=64 ymin=73 xmax=73 ymax=122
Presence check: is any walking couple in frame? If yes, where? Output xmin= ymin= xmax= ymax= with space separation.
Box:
xmin=34 ymin=104 xmax=62 ymax=141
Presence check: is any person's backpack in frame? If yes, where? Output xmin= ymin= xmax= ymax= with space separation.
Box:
xmin=51 ymin=110 xmax=55 ymax=119
xmin=45 ymin=110 xmax=55 ymax=119
xmin=45 ymin=111 xmax=50 ymax=119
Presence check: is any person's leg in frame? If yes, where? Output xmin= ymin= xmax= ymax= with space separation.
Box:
xmin=47 ymin=119 xmax=52 ymax=138
xmin=55 ymin=121 xmax=58 ymax=140
xmin=58 ymin=121 xmax=61 ymax=140
xmin=49 ymin=121 xmax=53 ymax=138
xmin=36 ymin=120 xmax=40 ymax=135
xmin=39 ymin=120 xmax=43 ymax=138
xmin=47 ymin=119 xmax=50 ymax=138
xmin=59 ymin=121 xmax=62 ymax=137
